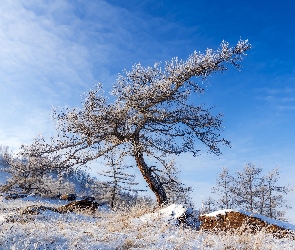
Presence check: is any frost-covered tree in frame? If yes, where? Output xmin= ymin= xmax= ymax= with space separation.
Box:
xmin=26 ymin=40 xmax=251 ymax=204
xmin=1 ymin=153 xmax=53 ymax=194
xmin=38 ymin=175 xmax=76 ymax=198
xmin=212 ymin=167 xmax=236 ymax=209
xmin=61 ymin=168 xmax=94 ymax=195
xmin=0 ymin=145 xmax=10 ymax=167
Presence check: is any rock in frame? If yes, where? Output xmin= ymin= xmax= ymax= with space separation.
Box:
xmin=5 ymin=193 xmax=28 ymax=200
xmin=58 ymin=197 xmax=100 ymax=213
xmin=199 ymin=210 xmax=295 ymax=238
xmin=21 ymin=205 xmax=59 ymax=215
xmin=60 ymin=193 xmax=77 ymax=201
xmin=3 ymin=205 xmax=60 ymax=223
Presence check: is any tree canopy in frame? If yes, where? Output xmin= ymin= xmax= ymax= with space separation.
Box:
xmin=27 ymin=39 xmax=251 ymax=204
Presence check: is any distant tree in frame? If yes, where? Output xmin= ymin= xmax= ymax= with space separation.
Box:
xmin=96 ymin=152 xmax=145 ymax=208
xmin=38 ymin=175 xmax=76 ymax=198
xmin=0 ymin=143 xmax=74 ymax=197
xmin=210 ymin=164 xmax=292 ymax=220
xmin=61 ymin=168 xmax=95 ymax=195
xmin=0 ymin=145 xmax=10 ymax=167
xmin=258 ymin=169 xmax=292 ymax=220
xmin=233 ymin=163 xmax=263 ymax=212
xmin=212 ymin=167 xmax=235 ymax=209
xmin=1 ymin=151 xmax=53 ymax=194
xmin=23 ymin=40 xmax=251 ymax=205
xmin=201 ymin=196 xmax=216 ymax=214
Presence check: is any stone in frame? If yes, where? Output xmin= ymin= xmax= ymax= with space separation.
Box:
xmin=21 ymin=205 xmax=59 ymax=215
xmin=5 ymin=193 xmax=27 ymax=200
xmin=58 ymin=197 xmax=100 ymax=213
xmin=60 ymin=193 xmax=77 ymax=201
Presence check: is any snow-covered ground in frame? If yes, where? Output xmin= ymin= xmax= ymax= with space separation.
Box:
xmin=1 ymin=164 xmax=295 ymax=249
xmin=1 ymin=196 xmax=295 ymax=249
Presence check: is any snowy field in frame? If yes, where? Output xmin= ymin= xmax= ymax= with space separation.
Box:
xmin=1 ymin=196 xmax=295 ymax=249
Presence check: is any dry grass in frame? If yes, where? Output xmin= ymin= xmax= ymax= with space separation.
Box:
xmin=0 ymin=196 xmax=294 ymax=249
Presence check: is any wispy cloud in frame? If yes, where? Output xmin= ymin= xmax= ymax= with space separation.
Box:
xmin=0 ymin=2 xmax=90 ymax=149
xmin=254 ymin=86 xmax=295 ymax=112
xmin=257 ymin=87 xmax=295 ymax=95
xmin=1 ymin=0 xmax=194 ymax=149
xmin=0 ymin=1 xmax=95 ymax=96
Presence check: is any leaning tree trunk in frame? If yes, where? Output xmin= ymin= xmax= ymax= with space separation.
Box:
xmin=134 ymin=150 xmax=167 ymax=205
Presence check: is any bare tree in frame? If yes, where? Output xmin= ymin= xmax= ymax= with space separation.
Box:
xmin=201 ymin=196 xmax=216 ymax=214
xmin=259 ymin=169 xmax=292 ymax=220
xmin=212 ymin=167 xmax=235 ymax=209
xmin=25 ymin=40 xmax=251 ymax=205
xmin=233 ymin=163 xmax=264 ymax=212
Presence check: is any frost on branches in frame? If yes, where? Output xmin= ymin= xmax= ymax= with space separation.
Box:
xmin=26 ymin=40 xmax=251 ymax=205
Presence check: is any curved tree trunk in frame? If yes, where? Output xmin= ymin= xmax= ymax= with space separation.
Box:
xmin=134 ymin=150 xmax=167 ymax=205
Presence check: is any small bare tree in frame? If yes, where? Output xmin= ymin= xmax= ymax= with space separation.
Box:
xmin=233 ymin=163 xmax=263 ymax=212
xmin=23 ymin=40 xmax=251 ymax=205
xmin=201 ymin=196 xmax=216 ymax=214
xmin=212 ymin=167 xmax=235 ymax=209
xmin=210 ymin=164 xmax=292 ymax=220
xmin=258 ymin=169 xmax=292 ymax=220
xmin=97 ymin=152 xmax=145 ymax=208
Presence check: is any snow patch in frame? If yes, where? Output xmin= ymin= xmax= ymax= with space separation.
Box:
xmin=0 ymin=214 xmax=6 ymax=222
xmin=203 ymin=209 xmax=234 ymax=217
xmin=138 ymin=204 xmax=187 ymax=223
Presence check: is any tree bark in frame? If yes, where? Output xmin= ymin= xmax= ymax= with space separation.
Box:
xmin=134 ymin=150 xmax=167 ymax=205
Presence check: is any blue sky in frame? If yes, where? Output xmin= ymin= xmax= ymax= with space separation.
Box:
xmin=1 ymin=0 xmax=295 ymax=221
